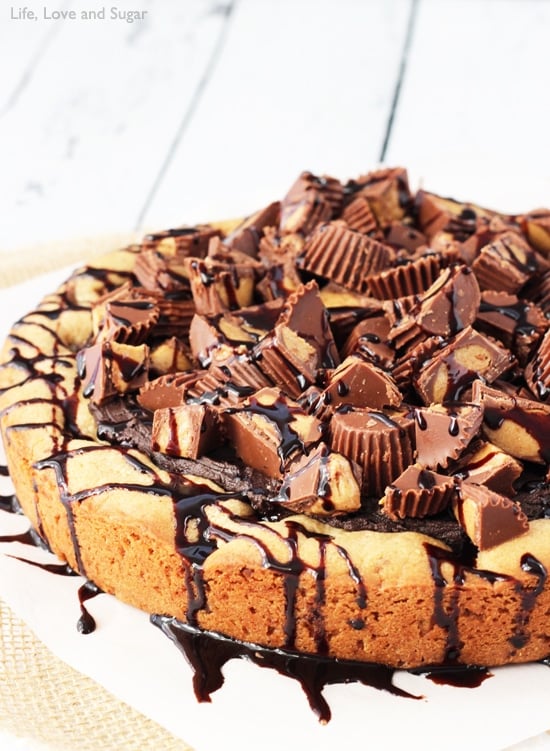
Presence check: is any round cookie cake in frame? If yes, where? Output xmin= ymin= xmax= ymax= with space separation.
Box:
xmin=2 ymin=167 xmax=550 ymax=693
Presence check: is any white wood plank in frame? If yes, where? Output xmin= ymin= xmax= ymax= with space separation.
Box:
xmin=0 ymin=0 xmax=229 ymax=251
xmin=140 ymin=0 xmax=413 ymax=230
xmin=0 ymin=1 xmax=72 ymax=113
xmin=385 ymin=0 xmax=550 ymax=213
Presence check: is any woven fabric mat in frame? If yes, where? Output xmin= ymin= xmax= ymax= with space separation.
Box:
xmin=0 ymin=234 xmax=193 ymax=750
xmin=0 ymin=232 xmax=142 ymax=288
xmin=0 ymin=598 xmax=193 ymax=751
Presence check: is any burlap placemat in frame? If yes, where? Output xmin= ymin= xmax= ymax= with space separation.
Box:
xmin=0 ymin=234 xmax=194 ymax=750
xmin=0 ymin=232 xmax=142 ymax=288
xmin=0 ymin=598 xmax=193 ymax=751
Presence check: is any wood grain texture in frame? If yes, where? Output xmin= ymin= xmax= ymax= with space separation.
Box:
xmin=139 ymin=0 xmax=413 ymax=230
xmin=385 ymin=0 xmax=550 ymax=212
xmin=0 ymin=0 xmax=229 ymax=250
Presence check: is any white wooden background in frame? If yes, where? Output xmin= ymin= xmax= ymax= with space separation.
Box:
xmin=2 ymin=1 xmax=550 ymax=749
xmin=1 ymin=0 xmax=550 ymax=257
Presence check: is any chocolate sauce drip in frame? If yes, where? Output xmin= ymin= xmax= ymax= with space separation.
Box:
xmin=77 ymin=580 xmax=103 ymax=635
xmin=0 ymin=530 xmax=42 ymax=546
xmin=0 ymin=486 xmax=98 ymax=632
xmin=510 ymin=553 xmax=547 ymax=649
xmin=211 ymin=514 xmax=367 ymax=652
xmin=0 ymin=494 xmax=15 ymax=513
xmin=7 ymin=554 xmax=77 ymax=577
xmin=424 ymin=543 xmax=515 ymax=662
xmin=150 ymin=617 xmax=420 ymax=724
xmin=425 ymin=544 xmax=463 ymax=661
xmin=173 ymin=488 xmax=239 ymax=625
xmin=35 ymin=444 xmax=175 ymax=577
xmin=0 ymin=465 xmax=9 ymax=477
xmin=423 ymin=543 xmax=549 ymax=661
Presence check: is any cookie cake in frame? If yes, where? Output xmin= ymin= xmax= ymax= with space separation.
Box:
xmin=1 ymin=167 xmax=550 ymax=718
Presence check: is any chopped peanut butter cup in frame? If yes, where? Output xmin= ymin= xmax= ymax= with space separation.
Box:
xmin=223 ymin=387 xmax=323 ymax=479
xmin=472 ymin=231 xmax=539 ymax=293
xmin=142 ymin=224 xmax=220 ymax=257
xmin=347 ymin=167 xmax=411 ymax=228
xmin=456 ymin=440 xmax=523 ymax=497
xmin=277 ymin=444 xmax=361 ymax=517
xmin=189 ymin=300 xmax=284 ymax=366
xmin=414 ymin=326 xmax=513 ymax=404
xmin=381 ymin=464 xmax=457 ymax=520
xmin=521 ymin=209 xmax=550 ymax=255
xmin=253 ymin=281 xmax=339 ymax=397
xmin=133 ymin=250 xmax=191 ymax=293
xmin=138 ymin=371 xmax=200 ymax=411
xmin=185 ymin=257 xmax=256 ymax=315
xmin=341 ymin=194 xmax=378 ymax=234
xmin=386 ymin=264 xmax=481 ymax=359
xmin=416 ymin=191 xmax=495 ymax=240
xmin=149 ymin=336 xmax=192 ymax=377
xmin=152 ymin=403 xmax=219 ymax=459
xmin=225 ymin=201 xmax=281 ymax=257
xmin=475 ymin=290 xmax=547 ymax=365
xmin=473 ymin=381 xmax=550 ymax=464
xmin=193 ymin=357 xmax=273 ymax=405
xmin=93 ymin=285 xmax=160 ymax=346
xmin=453 ymin=482 xmax=529 ymax=550
xmin=77 ymin=341 xmax=149 ymax=405
xmin=525 ymin=328 xmax=550 ymax=402
xmin=321 ymin=355 xmax=402 ymax=411
xmin=279 ymin=171 xmax=343 ymax=235
xmin=341 ymin=314 xmax=395 ymax=369
xmin=414 ymin=402 xmax=483 ymax=470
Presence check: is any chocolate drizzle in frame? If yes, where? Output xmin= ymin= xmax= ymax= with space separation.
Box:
xmin=35 ymin=445 xmax=175 ymax=577
xmin=77 ymin=580 xmax=103 ymax=634
xmin=510 ymin=553 xmax=547 ymax=649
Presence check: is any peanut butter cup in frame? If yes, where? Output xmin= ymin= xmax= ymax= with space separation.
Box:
xmin=525 ymin=328 xmax=550 ymax=402
xmin=414 ymin=403 xmax=483 ymax=470
xmin=279 ymin=171 xmax=342 ymax=235
xmin=414 ymin=326 xmax=513 ymax=404
xmin=330 ymin=408 xmax=415 ymax=496
xmin=142 ymin=224 xmax=220 ymax=257
xmin=455 ymin=440 xmax=523 ymax=497
xmin=472 ymin=231 xmax=539 ymax=293
xmin=223 ymin=387 xmax=323 ymax=478
xmin=366 ymin=253 xmax=446 ymax=300
xmin=381 ymin=464 xmax=457 ymax=521
xmin=341 ymin=194 xmax=378 ymax=234
xmin=453 ymin=482 xmax=529 ymax=550
xmin=298 ymin=222 xmax=392 ymax=294
xmin=473 ymin=381 xmax=550 ymax=464
xmin=475 ymin=290 xmax=547 ymax=365
xmin=277 ymin=444 xmax=361 ymax=516
xmin=521 ymin=209 xmax=550 ymax=255
xmin=152 ymin=403 xmax=219 ymax=459
xmin=322 ymin=355 xmax=402 ymax=411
